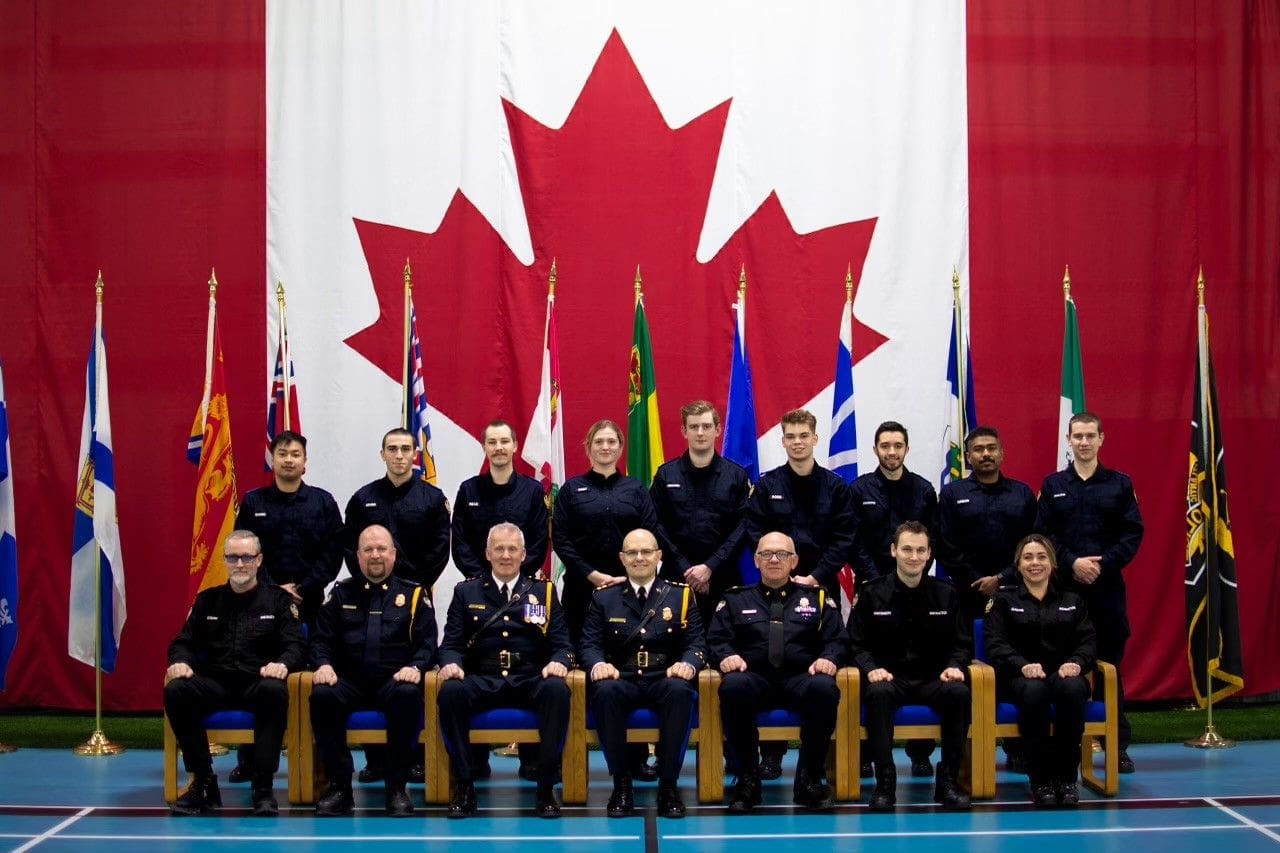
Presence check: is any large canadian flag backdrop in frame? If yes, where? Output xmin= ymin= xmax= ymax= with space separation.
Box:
xmin=0 ymin=1 xmax=1276 ymax=710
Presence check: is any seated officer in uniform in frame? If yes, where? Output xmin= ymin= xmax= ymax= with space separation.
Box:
xmin=709 ymin=531 xmax=846 ymax=812
xmin=309 ymin=525 xmax=437 ymax=817
xmin=847 ymin=521 xmax=971 ymax=812
xmin=437 ymin=522 xmax=573 ymax=818
xmin=579 ymin=528 xmax=706 ymax=819
xmin=165 ymin=530 xmax=305 ymax=816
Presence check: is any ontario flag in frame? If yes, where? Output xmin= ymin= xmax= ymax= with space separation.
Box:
xmin=264 ymin=320 xmax=301 ymax=472
xmin=187 ymin=289 xmax=238 ymax=599
xmin=523 ymin=277 xmax=566 ymax=581
xmin=404 ymin=300 xmax=439 ymax=486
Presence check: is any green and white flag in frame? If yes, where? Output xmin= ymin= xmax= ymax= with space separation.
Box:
xmin=627 ymin=293 xmax=664 ymax=486
xmin=1057 ymin=292 xmax=1086 ymax=468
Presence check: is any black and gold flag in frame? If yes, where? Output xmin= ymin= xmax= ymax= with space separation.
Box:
xmin=1185 ymin=302 xmax=1245 ymax=706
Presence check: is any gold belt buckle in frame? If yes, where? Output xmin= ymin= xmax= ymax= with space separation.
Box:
xmin=499 ymin=650 xmax=512 ymax=669
xmin=636 ymin=650 xmax=649 ymax=668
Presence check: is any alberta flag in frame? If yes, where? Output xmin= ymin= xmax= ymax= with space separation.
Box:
xmin=0 ymin=362 xmax=17 ymax=689
xmin=68 ymin=296 xmax=127 ymax=673
xmin=941 ymin=310 xmax=977 ymax=489
xmin=405 ymin=301 xmax=439 ymax=485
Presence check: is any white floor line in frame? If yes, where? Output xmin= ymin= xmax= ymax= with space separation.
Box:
xmin=1205 ymin=797 xmax=1280 ymax=844
xmin=665 ymin=823 xmax=1280 ymax=841
xmin=9 ymin=807 xmax=93 ymax=853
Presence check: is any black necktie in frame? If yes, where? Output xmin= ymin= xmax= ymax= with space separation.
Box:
xmin=768 ymin=594 xmax=786 ymax=668
xmin=500 ymin=583 xmax=510 ymax=603
xmin=636 ymin=585 xmax=647 ymax=609
xmin=364 ymin=586 xmax=384 ymax=668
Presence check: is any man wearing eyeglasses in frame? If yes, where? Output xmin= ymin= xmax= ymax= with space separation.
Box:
xmin=579 ymin=528 xmax=706 ymax=819
xmin=709 ymin=532 xmax=847 ymax=812
xmin=164 ymin=530 xmax=305 ymax=816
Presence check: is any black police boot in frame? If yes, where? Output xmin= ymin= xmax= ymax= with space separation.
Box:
xmin=933 ymin=766 xmax=971 ymax=811
xmin=1056 ymin=780 xmax=1080 ymax=808
xmin=1118 ymin=750 xmax=1136 ymax=774
xmin=385 ymin=783 xmax=414 ymax=817
xmin=868 ymin=764 xmax=896 ymax=812
xmin=170 ymin=772 xmax=221 ymax=816
xmin=447 ymin=780 xmax=477 ymax=818
xmin=658 ymin=782 xmax=687 ymax=818
xmin=315 ymin=784 xmax=354 ymax=817
xmin=1031 ymin=781 xmax=1056 ymax=808
xmin=728 ymin=773 xmax=763 ymax=812
xmin=607 ymin=776 xmax=635 ymax=817
xmin=759 ymin=742 xmax=785 ymax=780
xmin=792 ymin=768 xmax=835 ymax=810
xmin=250 ymin=774 xmax=278 ymax=816
xmin=535 ymin=783 xmax=561 ymax=818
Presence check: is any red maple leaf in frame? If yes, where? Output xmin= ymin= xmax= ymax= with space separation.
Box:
xmin=344 ymin=31 xmax=886 ymax=472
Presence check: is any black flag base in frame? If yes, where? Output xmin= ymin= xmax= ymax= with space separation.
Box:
xmin=73 ymin=729 xmax=125 ymax=756
xmin=1184 ymin=723 xmax=1236 ymax=750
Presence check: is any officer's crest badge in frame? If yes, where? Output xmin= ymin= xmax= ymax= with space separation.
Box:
xmin=394 ymin=593 xmax=406 ymax=608
xmin=289 ymin=602 xmax=300 ymax=620
xmin=795 ymin=596 xmax=818 ymax=616
xmin=662 ymin=607 xmax=673 ymax=621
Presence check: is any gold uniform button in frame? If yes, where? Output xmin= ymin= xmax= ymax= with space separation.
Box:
xmin=501 ymin=670 xmax=508 ymax=677
xmin=502 ymin=631 xmax=509 ymax=637
xmin=503 ymin=616 xmax=510 ymax=621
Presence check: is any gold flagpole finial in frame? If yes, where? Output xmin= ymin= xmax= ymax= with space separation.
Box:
xmin=634 ymin=265 xmax=642 ymax=305
xmin=1197 ymin=266 xmax=1205 ymax=307
xmin=845 ymin=264 xmax=854 ymax=302
xmin=738 ymin=265 xmax=747 ymax=300
xmin=952 ymin=266 xmax=961 ymax=306
xmin=95 ymin=271 xmax=104 ymax=303
xmin=208 ymin=268 xmax=218 ymax=298
xmin=275 ymin=281 xmax=285 ymax=306
xmin=1063 ymin=264 xmax=1072 ymax=300
xmin=549 ymin=258 xmax=558 ymax=298
xmin=404 ymin=258 xmax=413 ymax=293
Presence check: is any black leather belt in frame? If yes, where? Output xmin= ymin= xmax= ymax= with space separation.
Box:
xmin=471 ymin=650 xmax=527 ymax=674
xmin=612 ymin=650 xmax=670 ymax=670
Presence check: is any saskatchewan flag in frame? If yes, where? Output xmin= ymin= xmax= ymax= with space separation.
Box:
xmin=627 ymin=295 xmax=664 ymax=486
xmin=1056 ymin=293 xmax=1086 ymax=469
xmin=1185 ymin=302 xmax=1244 ymax=707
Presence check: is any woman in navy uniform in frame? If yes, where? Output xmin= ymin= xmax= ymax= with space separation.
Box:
xmin=984 ymin=534 xmax=1096 ymax=808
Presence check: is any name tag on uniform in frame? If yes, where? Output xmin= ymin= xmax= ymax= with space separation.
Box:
xmin=928 ymin=610 xmax=948 ymax=616
xmin=741 ymin=609 xmax=758 ymax=615
xmin=1010 ymin=607 xmax=1025 ymax=612
xmin=576 ymin=487 xmax=588 ymax=492
xmin=770 ymin=494 xmax=784 ymax=501
xmin=862 ymin=500 xmax=877 ymax=506
xmin=364 ymin=502 xmax=377 ymax=507
xmin=253 ymin=512 xmax=266 ymax=517
xmin=205 ymin=615 xmax=219 ymax=620
xmin=956 ymin=498 xmax=970 ymax=505
xmin=608 ymin=617 xmax=627 ymax=623
xmin=1059 ymin=606 xmax=1076 ymax=612
xmin=468 ymin=603 xmax=487 ymax=610
xmin=259 ymin=614 xmax=275 ymax=620
xmin=468 ymin=501 xmax=480 ymax=507
xmin=342 ymin=604 xmax=358 ymax=610
xmin=1053 ymin=492 xmax=1066 ymax=498
xmin=873 ymin=610 xmax=892 ymax=616
xmin=666 ymin=483 xmax=681 ymax=488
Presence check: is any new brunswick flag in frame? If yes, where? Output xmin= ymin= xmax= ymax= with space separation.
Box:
xmin=1185 ymin=298 xmax=1244 ymax=706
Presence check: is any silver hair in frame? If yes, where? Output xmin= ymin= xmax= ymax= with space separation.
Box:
xmin=486 ymin=522 xmax=526 ymax=549
xmin=225 ymin=529 xmax=261 ymax=554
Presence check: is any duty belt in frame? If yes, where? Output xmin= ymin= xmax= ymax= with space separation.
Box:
xmin=612 ymin=650 xmax=670 ymax=670
xmin=472 ymin=650 xmax=527 ymax=674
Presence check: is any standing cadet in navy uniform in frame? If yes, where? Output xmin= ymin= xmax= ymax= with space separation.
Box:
xmin=344 ymin=427 xmax=451 ymax=592
xmin=743 ymin=409 xmax=854 ymax=778
xmin=1036 ymin=411 xmax=1143 ymax=773
xmin=237 ymin=430 xmax=343 ymax=627
xmin=452 ymin=421 xmax=548 ymax=579
xmin=580 ymin=529 xmax=706 ymax=819
xmin=309 ymin=525 xmax=437 ymax=817
xmin=437 ymin=523 xmax=573 ymax=818
xmin=847 ymin=521 xmax=971 ymax=812
xmin=650 ymin=401 xmax=750 ymax=627
xmin=165 ymin=530 xmax=305 ymax=816
xmin=709 ymin=532 xmax=847 ymax=812
xmin=849 ymin=420 xmax=940 ymax=778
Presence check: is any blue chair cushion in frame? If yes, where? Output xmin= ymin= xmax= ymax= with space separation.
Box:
xmin=858 ymin=704 xmax=943 ymax=725
xmin=471 ymin=708 xmax=540 ymax=729
xmin=996 ymin=700 xmax=1107 ymax=725
xmin=204 ymin=710 xmax=255 ymax=728
xmin=755 ymin=708 xmax=801 ymax=727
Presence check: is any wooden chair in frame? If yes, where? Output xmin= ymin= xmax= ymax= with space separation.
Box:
xmin=971 ymin=618 xmax=1119 ymax=797
xmin=293 ymin=671 xmax=431 ymax=804
xmin=846 ymin=663 xmax=992 ymax=799
xmin=564 ymin=669 xmax=717 ymax=803
xmin=422 ymin=669 xmax=567 ymax=804
xmin=696 ymin=667 xmax=859 ymax=802
xmin=162 ymin=672 xmax=303 ymax=803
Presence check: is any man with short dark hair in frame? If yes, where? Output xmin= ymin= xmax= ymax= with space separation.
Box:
xmin=1036 ymin=412 xmax=1143 ymax=773
xmin=847 ymin=521 xmax=971 ymax=812
xmin=709 ymin=531 xmax=846 ymax=812
xmin=309 ymin=525 xmax=437 ymax=817
xmin=650 ymin=401 xmax=750 ymax=626
xmin=164 ymin=530 xmax=305 ymax=816
xmin=437 ymin=523 xmax=572 ymax=818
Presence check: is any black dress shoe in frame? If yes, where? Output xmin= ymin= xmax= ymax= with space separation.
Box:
xmin=759 ymin=746 xmax=784 ymax=781
xmin=868 ymin=765 xmax=896 ymax=812
xmin=728 ymin=775 xmax=762 ymax=812
xmin=448 ymin=781 xmax=477 ymax=818
xmin=250 ymin=783 xmax=279 ymax=817
xmin=357 ymin=765 xmax=385 ymax=784
xmin=315 ymin=786 xmax=354 ymax=817
xmin=606 ymin=777 xmax=635 ymax=817
xmin=386 ymin=787 xmax=414 ymax=817
xmin=1118 ymin=751 xmax=1136 ymax=774
xmin=535 ymin=784 xmax=561 ymax=818
xmin=658 ymin=783 xmax=686 ymax=818
xmin=1031 ymin=783 xmax=1056 ymax=808
xmin=933 ymin=774 xmax=971 ymax=811
xmin=1056 ymin=781 xmax=1080 ymax=807
xmin=408 ymin=764 xmax=425 ymax=784
xmin=910 ymin=757 xmax=934 ymax=777
xmin=227 ymin=764 xmax=252 ymax=784
xmin=860 ymin=759 xmax=873 ymax=778
xmin=792 ymin=771 xmax=835 ymax=810
xmin=171 ymin=773 xmax=221 ymax=816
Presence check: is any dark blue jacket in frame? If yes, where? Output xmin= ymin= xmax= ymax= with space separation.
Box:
xmin=849 ymin=468 xmax=938 ymax=585
xmin=744 ymin=463 xmax=856 ymax=590
xmin=343 ymin=476 xmax=451 ymax=590
xmin=451 ymin=472 xmax=548 ymax=578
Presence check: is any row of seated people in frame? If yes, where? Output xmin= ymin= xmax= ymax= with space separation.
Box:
xmin=165 ymin=521 xmax=1113 ymax=817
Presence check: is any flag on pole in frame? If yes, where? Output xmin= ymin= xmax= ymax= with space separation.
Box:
xmin=1185 ymin=290 xmax=1244 ymax=706
xmin=69 ymin=287 xmax=127 ymax=672
xmin=626 ymin=291 xmax=663 ymax=486
xmin=940 ymin=309 xmax=977 ymax=489
xmin=187 ymin=287 xmax=239 ymax=599
xmin=723 ymin=285 xmax=761 ymax=584
xmin=1057 ymin=273 xmax=1086 ymax=468
xmin=523 ymin=277 xmax=566 ymax=581
xmin=829 ymin=282 xmax=860 ymax=601
xmin=0 ymin=362 xmax=18 ymax=690
xmin=404 ymin=300 xmax=439 ymax=485
xmin=264 ymin=321 xmax=301 ymax=471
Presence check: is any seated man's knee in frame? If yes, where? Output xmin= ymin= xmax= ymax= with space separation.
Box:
xmin=802 ymin=674 xmax=840 ymax=705
xmin=863 ymin=680 xmax=897 ymax=706
xmin=718 ymin=671 xmax=753 ymax=701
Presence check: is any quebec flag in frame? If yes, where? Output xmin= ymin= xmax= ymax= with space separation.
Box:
xmin=68 ymin=301 xmax=126 ymax=673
